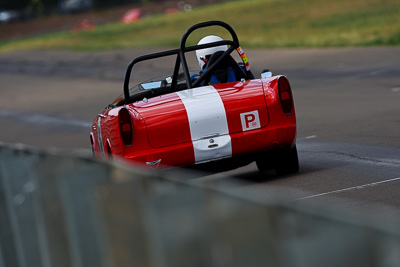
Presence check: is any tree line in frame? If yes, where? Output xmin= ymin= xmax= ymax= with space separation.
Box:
xmin=1 ymin=0 xmax=160 ymax=17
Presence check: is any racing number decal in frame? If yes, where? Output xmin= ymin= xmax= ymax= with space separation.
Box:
xmin=240 ymin=110 xmax=261 ymax=131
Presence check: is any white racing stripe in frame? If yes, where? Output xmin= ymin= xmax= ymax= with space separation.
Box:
xmin=177 ymin=86 xmax=232 ymax=163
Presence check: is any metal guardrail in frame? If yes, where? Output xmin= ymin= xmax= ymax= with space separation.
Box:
xmin=1 ymin=142 xmax=400 ymax=267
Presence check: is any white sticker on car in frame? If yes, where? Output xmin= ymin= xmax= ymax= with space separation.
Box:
xmin=240 ymin=110 xmax=261 ymax=131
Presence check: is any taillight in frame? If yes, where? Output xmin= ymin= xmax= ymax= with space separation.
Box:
xmin=278 ymin=76 xmax=293 ymax=114
xmin=119 ymin=108 xmax=133 ymax=146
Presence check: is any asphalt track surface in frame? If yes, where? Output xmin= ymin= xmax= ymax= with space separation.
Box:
xmin=1 ymin=47 xmax=400 ymax=226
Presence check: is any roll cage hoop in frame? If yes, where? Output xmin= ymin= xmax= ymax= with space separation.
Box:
xmin=123 ymin=20 xmax=251 ymax=105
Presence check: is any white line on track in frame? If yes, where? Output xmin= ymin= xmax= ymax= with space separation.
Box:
xmin=297 ymin=135 xmax=317 ymax=140
xmin=295 ymin=176 xmax=400 ymax=201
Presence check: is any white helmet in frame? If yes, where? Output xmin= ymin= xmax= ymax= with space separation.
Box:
xmin=195 ymin=35 xmax=228 ymax=69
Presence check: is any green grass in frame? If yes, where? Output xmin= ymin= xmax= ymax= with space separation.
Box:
xmin=1 ymin=0 xmax=400 ymax=52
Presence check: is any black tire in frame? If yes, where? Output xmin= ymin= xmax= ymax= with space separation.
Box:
xmin=274 ymin=145 xmax=299 ymax=175
xmin=256 ymin=145 xmax=299 ymax=175
xmin=255 ymin=152 xmax=275 ymax=172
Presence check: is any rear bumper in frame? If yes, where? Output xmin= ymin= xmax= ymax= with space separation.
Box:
xmin=123 ymin=123 xmax=296 ymax=170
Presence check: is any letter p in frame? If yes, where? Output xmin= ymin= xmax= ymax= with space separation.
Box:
xmin=240 ymin=110 xmax=260 ymax=131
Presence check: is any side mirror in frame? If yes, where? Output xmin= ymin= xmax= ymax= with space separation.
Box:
xmin=261 ymin=69 xmax=272 ymax=79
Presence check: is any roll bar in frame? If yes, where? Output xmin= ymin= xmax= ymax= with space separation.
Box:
xmin=123 ymin=20 xmax=242 ymax=104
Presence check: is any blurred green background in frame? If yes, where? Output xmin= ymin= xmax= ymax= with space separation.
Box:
xmin=1 ymin=0 xmax=399 ymax=52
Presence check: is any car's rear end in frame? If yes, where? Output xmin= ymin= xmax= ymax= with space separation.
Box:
xmin=90 ymin=76 xmax=297 ymax=173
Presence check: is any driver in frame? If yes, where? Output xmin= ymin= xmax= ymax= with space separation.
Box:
xmin=195 ymin=35 xmax=228 ymax=70
xmin=192 ymin=35 xmax=248 ymax=85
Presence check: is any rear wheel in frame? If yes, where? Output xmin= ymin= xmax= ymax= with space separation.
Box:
xmin=255 ymin=152 xmax=275 ymax=172
xmin=106 ymin=143 xmax=113 ymax=160
xmin=256 ymin=145 xmax=299 ymax=175
xmin=90 ymin=135 xmax=96 ymax=157
xmin=274 ymin=145 xmax=299 ymax=175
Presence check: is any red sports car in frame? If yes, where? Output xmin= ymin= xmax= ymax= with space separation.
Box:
xmin=90 ymin=21 xmax=299 ymax=174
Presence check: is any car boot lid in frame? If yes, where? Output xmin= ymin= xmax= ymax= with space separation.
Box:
xmin=131 ymin=80 xmax=269 ymax=148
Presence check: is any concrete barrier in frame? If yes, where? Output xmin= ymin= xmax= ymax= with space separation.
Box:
xmin=1 ymin=142 xmax=400 ymax=267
